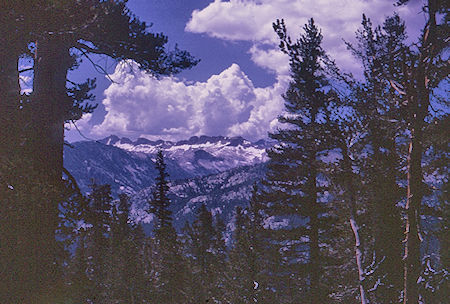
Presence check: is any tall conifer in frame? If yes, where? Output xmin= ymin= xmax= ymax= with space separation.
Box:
xmin=259 ymin=18 xmax=338 ymax=302
xmin=183 ymin=204 xmax=227 ymax=303
xmin=147 ymin=150 xmax=188 ymax=303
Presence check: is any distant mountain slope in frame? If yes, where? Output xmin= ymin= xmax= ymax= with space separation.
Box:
xmin=102 ymin=134 xmax=269 ymax=176
xmin=130 ymin=163 xmax=267 ymax=230
xmin=64 ymin=141 xmax=192 ymax=194
xmin=64 ymin=135 xmax=272 ymax=231
xmin=64 ymin=135 xmax=270 ymax=195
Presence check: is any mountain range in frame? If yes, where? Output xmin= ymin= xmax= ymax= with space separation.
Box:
xmin=64 ymin=135 xmax=272 ymax=229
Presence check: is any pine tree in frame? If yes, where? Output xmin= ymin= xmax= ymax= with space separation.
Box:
xmin=64 ymin=184 xmax=150 ymax=303
xmin=106 ymin=194 xmax=148 ymax=303
xmin=0 ymin=156 xmax=67 ymax=303
xmin=344 ymin=14 xmax=407 ymax=302
xmin=183 ymin=204 xmax=227 ymax=303
xmin=258 ymin=18 xmax=338 ymax=302
xmin=1 ymin=1 xmax=199 ymax=301
xmin=328 ymin=123 xmax=369 ymax=304
xmin=391 ymin=2 xmax=447 ymax=302
xmin=416 ymin=114 xmax=449 ymax=303
xmin=346 ymin=2 xmax=448 ymax=302
xmin=148 ymin=150 xmax=188 ymax=303
xmin=87 ymin=183 xmax=115 ymax=302
xmin=29 ymin=0 xmax=198 ymax=182
xmin=226 ymin=186 xmax=273 ymax=303
xmin=149 ymin=150 xmax=173 ymax=229
xmin=64 ymin=183 xmax=114 ymax=302
xmin=63 ymin=188 xmax=92 ymax=303
xmin=0 ymin=0 xmax=37 ymax=153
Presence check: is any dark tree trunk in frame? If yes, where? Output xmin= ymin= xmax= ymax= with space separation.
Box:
xmin=25 ymin=35 xmax=73 ymax=303
xmin=0 ymin=48 xmax=21 ymax=153
xmin=402 ymin=1 xmax=438 ymax=301
xmin=32 ymin=36 xmax=72 ymax=179
xmin=308 ymin=111 xmax=320 ymax=303
xmin=369 ymin=133 xmax=403 ymax=302
xmin=0 ymin=4 xmax=25 ymax=155
xmin=0 ymin=35 xmax=28 ymax=304
xmin=309 ymin=176 xmax=320 ymax=303
xmin=403 ymin=59 xmax=428 ymax=304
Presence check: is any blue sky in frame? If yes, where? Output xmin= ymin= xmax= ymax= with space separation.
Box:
xmin=65 ymin=0 xmax=424 ymax=142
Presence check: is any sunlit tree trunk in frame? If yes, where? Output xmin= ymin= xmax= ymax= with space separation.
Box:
xmin=341 ymin=144 xmax=368 ymax=304
xmin=403 ymin=125 xmax=423 ymax=304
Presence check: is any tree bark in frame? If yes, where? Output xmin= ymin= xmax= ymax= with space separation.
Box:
xmin=28 ymin=35 xmax=72 ymax=303
xmin=33 ymin=36 xmax=72 ymax=179
xmin=342 ymin=144 xmax=368 ymax=304
xmin=368 ymin=130 xmax=403 ymax=302
xmin=350 ymin=217 xmax=368 ymax=304
xmin=309 ymin=199 xmax=320 ymax=302
xmin=0 ymin=23 xmax=28 ymax=304
xmin=402 ymin=1 xmax=438 ymax=302
xmin=403 ymin=127 xmax=423 ymax=304
xmin=0 ymin=47 xmax=21 ymax=153
xmin=309 ymin=109 xmax=320 ymax=303
xmin=0 ymin=4 xmax=25 ymax=155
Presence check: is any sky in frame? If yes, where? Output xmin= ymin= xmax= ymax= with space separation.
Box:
xmin=65 ymin=0 xmax=425 ymax=142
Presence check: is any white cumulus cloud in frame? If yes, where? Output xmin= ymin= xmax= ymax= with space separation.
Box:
xmin=186 ymin=0 xmax=422 ymax=75
xmin=91 ymin=61 xmax=285 ymax=141
xmin=87 ymin=1 xmax=423 ymax=142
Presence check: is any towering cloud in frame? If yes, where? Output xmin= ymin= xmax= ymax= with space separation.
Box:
xmin=186 ymin=0 xmax=421 ymax=75
xmin=90 ymin=61 xmax=285 ymax=141
xmin=80 ymin=0 xmax=422 ymax=141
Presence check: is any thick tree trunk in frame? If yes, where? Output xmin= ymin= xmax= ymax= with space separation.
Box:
xmin=403 ymin=59 xmax=428 ymax=304
xmin=369 ymin=132 xmax=403 ymax=302
xmin=0 ymin=5 xmax=24 ymax=155
xmin=27 ymin=35 xmax=72 ymax=303
xmin=398 ymin=2 xmax=439 ymax=302
xmin=33 ymin=36 xmax=71 ymax=179
xmin=0 ymin=39 xmax=28 ymax=304
xmin=0 ymin=48 xmax=20 ymax=153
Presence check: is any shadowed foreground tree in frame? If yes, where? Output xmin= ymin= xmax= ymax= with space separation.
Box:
xmin=348 ymin=1 xmax=448 ymax=302
xmin=0 ymin=1 xmax=198 ymax=302
xmin=258 ymin=18 xmax=339 ymax=303
xmin=343 ymin=14 xmax=406 ymax=302
xmin=393 ymin=2 xmax=448 ymax=302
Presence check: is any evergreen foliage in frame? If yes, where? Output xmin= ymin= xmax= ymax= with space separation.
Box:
xmin=148 ymin=150 xmax=173 ymax=229
xmin=147 ymin=150 xmax=189 ymax=303
xmin=0 ymin=1 xmax=198 ymax=301
xmin=343 ymin=14 xmax=407 ymax=303
xmin=226 ymin=185 xmax=276 ymax=303
xmin=183 ymin=203 xmax=227 ymax=303
xmin=257 ymin=18 xmax=339 ymax=303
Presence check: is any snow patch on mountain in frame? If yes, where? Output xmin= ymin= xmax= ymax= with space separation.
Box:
xmin=108 ymin=135 xmax=269 ymax=177
xmin=129 ymin=163 xmax=267 ymax=230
